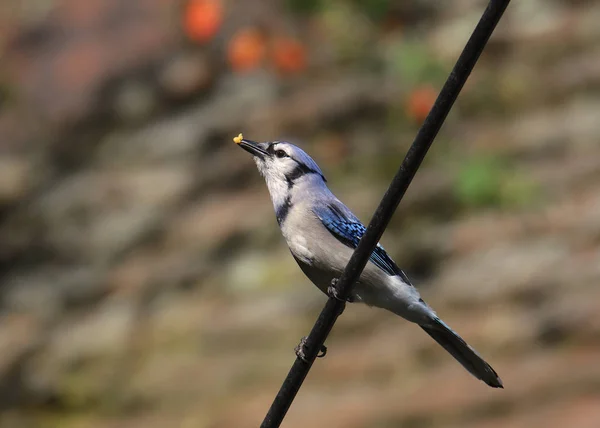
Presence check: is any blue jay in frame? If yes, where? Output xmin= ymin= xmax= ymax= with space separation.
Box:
xmin=235 ymin=136 xmax=503 ymax=388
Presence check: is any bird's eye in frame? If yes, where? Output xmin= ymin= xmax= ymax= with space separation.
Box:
xmin=275 ymin=150 xmax=287 ymax=158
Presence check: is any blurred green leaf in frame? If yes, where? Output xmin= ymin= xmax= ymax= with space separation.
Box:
xmin=387 ymin=39 xmax=447 ymax=86
xmin=285 ymin=0 xmax=323 ymax=15
xmin=351 ymin=0 xmax=392 ymax=22
xmin=456 ymin=156 xmax=505 ymax=208
xmin=455 ymin=155 xmax=539 ymax=209
xmin=319 ymin=2 xmax=373 ymax=62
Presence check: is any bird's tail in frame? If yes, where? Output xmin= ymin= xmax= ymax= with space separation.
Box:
xmin=420 ymin=318 xmax=503 ymax=388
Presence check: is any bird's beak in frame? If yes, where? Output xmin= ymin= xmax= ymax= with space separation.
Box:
xmin=236 ymin=137 xmax=269 ymax=159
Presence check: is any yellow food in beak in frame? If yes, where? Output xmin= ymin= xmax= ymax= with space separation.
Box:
xmin=233 ymin=133 xmax=243 ymax=144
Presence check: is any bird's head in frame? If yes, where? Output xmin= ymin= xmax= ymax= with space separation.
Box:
xmin=234 ymin=134 xmax=326 ymax=189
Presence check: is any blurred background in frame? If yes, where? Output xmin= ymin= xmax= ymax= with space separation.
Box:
xmin=1 ymin=0 xmax=600 ymax=427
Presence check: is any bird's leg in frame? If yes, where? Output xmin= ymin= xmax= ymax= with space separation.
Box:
xmin=327 ymin=278 xmax=355 ymax=303
xmin=294 ymin=336 xmax=327 ymax=363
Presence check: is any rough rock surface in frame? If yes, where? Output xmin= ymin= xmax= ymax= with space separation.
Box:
xmin=0 ymin=0 xmax=599 ymax=427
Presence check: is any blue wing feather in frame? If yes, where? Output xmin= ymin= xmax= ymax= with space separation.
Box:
xmin=314 ymin=202 xmax=411 ymax=284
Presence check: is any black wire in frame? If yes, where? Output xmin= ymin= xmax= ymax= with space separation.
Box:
xmin=260 ymin=1 xmax=512 ymax=426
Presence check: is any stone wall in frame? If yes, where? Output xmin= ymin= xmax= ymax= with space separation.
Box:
xmin=1 ymin=0 xmax=599 ymax=426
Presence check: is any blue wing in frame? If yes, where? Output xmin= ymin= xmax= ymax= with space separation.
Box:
xmin=314 ymin=202 xmax=411 ymax=284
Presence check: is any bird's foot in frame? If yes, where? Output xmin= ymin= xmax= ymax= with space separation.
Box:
xmin=327 ymin=278 xmax=354 ymax=303
xmin=294 ymin=336 xmax=327 ymax=363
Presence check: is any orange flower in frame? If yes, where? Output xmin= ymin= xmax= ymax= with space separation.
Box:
xmin=271 ymin=38 xmax=307 ymax=74
xmin=184 ymin=0 xmax=223 ymax=43
xmin=227 ymin=28 xmax=267 ymax=72
xmin=406 ymin=85 xmax=437 ymax=123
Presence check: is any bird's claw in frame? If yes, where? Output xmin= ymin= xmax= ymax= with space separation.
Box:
xmin=317 ymin=344 xmax=327 ymax=358
xmin=327 ymin=278 xmax=354 ymax=303
xmin=295 ymin=336 xmax=327 ymax=363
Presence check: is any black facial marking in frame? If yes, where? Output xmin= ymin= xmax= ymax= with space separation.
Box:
xmin=268 ymin=141 xmax=327 ymax=186
xmin=266 ymin=143 xmax=278 ymax=155
xmin=276 ymin=195 xmax=292 ymax=225
xmin=285 ymin=162 xmax=316 ymax=185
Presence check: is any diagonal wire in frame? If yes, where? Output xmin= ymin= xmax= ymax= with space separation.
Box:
xmin=261 ymin=1 xmax=512 ymax=427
